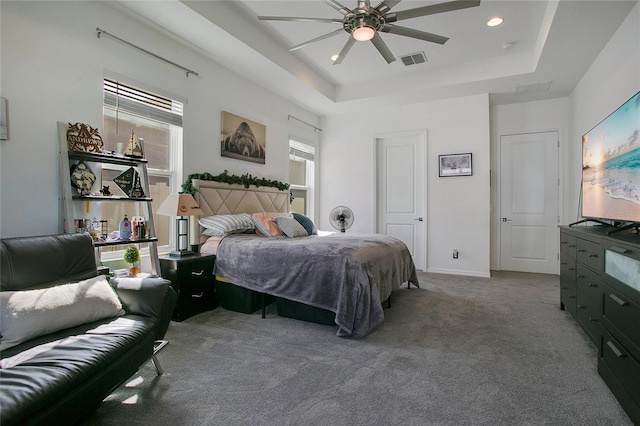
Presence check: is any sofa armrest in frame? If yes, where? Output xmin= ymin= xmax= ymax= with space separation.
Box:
xmin=110 ymin=276 xmax=177 ymax=339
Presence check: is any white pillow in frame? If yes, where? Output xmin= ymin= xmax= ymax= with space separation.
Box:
xmin=199 ymin=213 xmax=254 ymax=236
xmin=0 ymin=275 xmax=125 ymax=350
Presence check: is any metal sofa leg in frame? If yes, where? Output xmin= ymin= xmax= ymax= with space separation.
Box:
xmin=151 ymin=354 xmax=164 ymax=376
xmin=151 ymin=340 xmax=168 ymax=376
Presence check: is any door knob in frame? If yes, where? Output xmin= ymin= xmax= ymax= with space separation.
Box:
xmin=414 ymin=217 xmax=424 ymax=221
xmin=502 ymin=218 xmax=512 ymax=222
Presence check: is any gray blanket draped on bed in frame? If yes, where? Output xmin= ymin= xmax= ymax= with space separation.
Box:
xmin=213 ymin=233 xmax=419 ymax=338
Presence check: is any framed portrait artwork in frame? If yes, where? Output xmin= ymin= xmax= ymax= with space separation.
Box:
xmin=221 ymin=111 xmax=266 ymax=164
xmin=439 ymin=153 xmax=472 ymax=177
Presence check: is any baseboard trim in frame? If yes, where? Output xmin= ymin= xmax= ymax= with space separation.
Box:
xmin=426 ymin=268 xmax=491 ymax=278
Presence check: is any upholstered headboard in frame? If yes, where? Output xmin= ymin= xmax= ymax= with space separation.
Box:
xmin=191 ymin=179 xmax=290 ymax=243
xmin=192 ymin=179 xmax=290 ymax=215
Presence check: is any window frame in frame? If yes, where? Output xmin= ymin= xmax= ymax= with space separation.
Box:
xmin=101 ymin=77 xmax=184 ymax=261
xmin=289 ymin=139 xmax=316 ymax=218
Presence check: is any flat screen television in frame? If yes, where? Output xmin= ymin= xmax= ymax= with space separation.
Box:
xmin=581 ymin=90 xmax=640 ymax=225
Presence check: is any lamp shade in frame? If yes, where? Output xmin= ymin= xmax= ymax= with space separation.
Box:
xmin=157 ymin=193 xmax=204 ymax=217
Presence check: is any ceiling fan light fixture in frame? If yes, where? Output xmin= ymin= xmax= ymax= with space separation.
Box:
xmin=353 ymin=25 xmax=375 ymax=41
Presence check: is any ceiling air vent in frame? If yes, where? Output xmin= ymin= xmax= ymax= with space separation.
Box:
xmin=400 ymin=52 xmax=427 ymax=66
xmin=515 ymin=81 xmax=552 ymax=95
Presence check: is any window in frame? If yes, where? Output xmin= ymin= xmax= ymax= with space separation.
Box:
xmin=101 ymin=78 xmax=183 ymax=258
xmin=289 ymin=139 xmax=315 ymax=216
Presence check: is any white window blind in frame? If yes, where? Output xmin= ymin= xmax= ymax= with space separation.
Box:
xmin=103 ymin=78 xmax=183 ymax=126
xmin=289 ymin=140 xmax=315 ymax=161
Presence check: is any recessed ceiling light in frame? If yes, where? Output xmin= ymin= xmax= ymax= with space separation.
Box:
xmin=331 ymin=54 xmax=339 ymax=62
xmin=487 ymin=16 xmax=504 ymax=27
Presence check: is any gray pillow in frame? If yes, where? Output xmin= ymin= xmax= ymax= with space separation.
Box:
xmin=0 ymin=275 xmax=125 ymax=350
xmin=292 ymin=213 xmax=318 ymax=235
xmin=273 ymin=216 xmax=309 ymax=238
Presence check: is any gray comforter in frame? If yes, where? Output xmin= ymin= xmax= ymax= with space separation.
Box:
xmin=213 ymin=233 xmax=419 ymax=338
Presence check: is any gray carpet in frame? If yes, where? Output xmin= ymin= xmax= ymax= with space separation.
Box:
xmin=83 ymin=271 xmax=632 ymax=425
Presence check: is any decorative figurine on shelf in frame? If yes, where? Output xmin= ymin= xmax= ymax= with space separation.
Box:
xmin=100 ymin=185 xmax=112 ymax=196
xmin=70 ymin=161 xmax=96 ymax=196
xmin=124 ymin=130 xmax=144 ymax=157
xmin=119 ymin=215 xmax=132 ymax=240
xmin=123 ymin=247 xmax=140 ymax=276
xmin=66 ymin=122 xmax=104 ymax=153
xmin=113 ymin=167 xmax=145 ymax=198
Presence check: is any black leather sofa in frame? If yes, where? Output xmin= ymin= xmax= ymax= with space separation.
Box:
xmin=0 ymin=233 xmax=177 ymax=425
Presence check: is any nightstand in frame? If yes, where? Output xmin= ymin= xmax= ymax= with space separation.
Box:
xmin=160 ymin=254 xmax=218 ymax=321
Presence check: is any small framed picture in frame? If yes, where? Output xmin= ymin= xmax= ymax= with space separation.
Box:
xmin=439 ymin=153 xmax=472 ymax=177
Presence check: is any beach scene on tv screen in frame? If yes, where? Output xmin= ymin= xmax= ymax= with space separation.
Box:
xmin=582 ymin=92 xmax=640 ymax=222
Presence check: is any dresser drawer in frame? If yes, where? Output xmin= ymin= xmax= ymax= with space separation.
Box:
xmin=576 ymin=263 xmax=603 ymax=302
xmin=602 ymin=286 xmax=640 ymax=351
xmin=560 ymin=256 xmax=576 ymax=284
xmin=576 ymin=237 xmax=602 ymax=272
xmin=560 ymin=233 xmax=577 ymax=258
xmin=576 ymin=290 xmax=601 ymax=345
xmin=560 ymin=256 xmax=576 ymax=315
xmin=560 ymin=282 xmax=577 ymax=317
xmin=602 ymin=241 xmax=640 ymax=296
xmin=177 ymin=257 xmax=214 ymax=282
xmin=599 ymin=328 xmax=640 ymax=417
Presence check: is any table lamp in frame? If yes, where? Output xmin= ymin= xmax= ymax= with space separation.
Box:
xmin=157 ymin=193 xmax=204 ymax=257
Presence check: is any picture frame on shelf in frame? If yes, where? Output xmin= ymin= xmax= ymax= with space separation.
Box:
xmin=438 ymin=153 xmax=472 ymax=177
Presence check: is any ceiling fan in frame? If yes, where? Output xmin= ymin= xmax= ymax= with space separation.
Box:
xmin=258 ymin=0 xmax=481 ymax=64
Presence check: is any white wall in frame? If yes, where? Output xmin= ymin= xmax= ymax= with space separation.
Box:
xmin=569 ymin=2 xmax=640 ymax=222
xmin=490 ymin=98 xmax=570 ymax=269
xmin=0 ymin=1 xmax=320 ymax=238
xmin=320 ymin=94 xmax=491 ymax=277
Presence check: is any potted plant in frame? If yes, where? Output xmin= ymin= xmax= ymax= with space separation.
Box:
xmin=124 ymin=247 xmax=141 ymax=276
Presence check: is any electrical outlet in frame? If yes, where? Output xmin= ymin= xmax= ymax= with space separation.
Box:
xmin=453 ymin=249 xmax=459 ymax=259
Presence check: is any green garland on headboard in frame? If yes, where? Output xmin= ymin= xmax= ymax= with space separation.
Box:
xmin=181 ymin=170 xmax=290 ymax=195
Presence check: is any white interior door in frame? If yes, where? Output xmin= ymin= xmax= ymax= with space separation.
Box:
xmin=500 ymin=131 xmax=559 ymax=274
xmin=376 ymin=131 xmax=426 ymax=271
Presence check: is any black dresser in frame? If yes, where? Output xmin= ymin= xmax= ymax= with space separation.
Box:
xmin=559 ymin=225 xmax=640 ymax=424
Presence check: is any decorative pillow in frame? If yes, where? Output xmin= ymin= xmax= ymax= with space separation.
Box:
xmin=251 ymin=212 xmax=289 ymax=237
xmin=292 ymin=213 xmax=318 ymax=235
xmin=274 ymin=216 xmax=308 ymax=238
xmin=199 ymin=213 xmax=254 ymax=236
xmin=0 ymin=275 xmax=125 ymax=351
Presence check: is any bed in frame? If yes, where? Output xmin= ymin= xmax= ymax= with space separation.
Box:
xmin=192 ymin=179 xmax=419 ymax=338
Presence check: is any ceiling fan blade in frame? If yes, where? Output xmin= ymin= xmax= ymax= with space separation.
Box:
xmin=375 ymin=0 xmax=402 ymax=15
xmin=387 ymin=0 xmax=480 ymax=22
xmin=333 ymin=37 xmax=356 ymax=65
xmin=322 ymin=0 xmax=352 ymax=16
xmin=289 ymin=28 xmax=345 ymax=52
xmin=370 ymin=33 xmax=396 ymax=64
xmin=258 ymin=16 xmax=343 ymax=24
xmin=381 ymin=24 xmax=449 ymax=45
